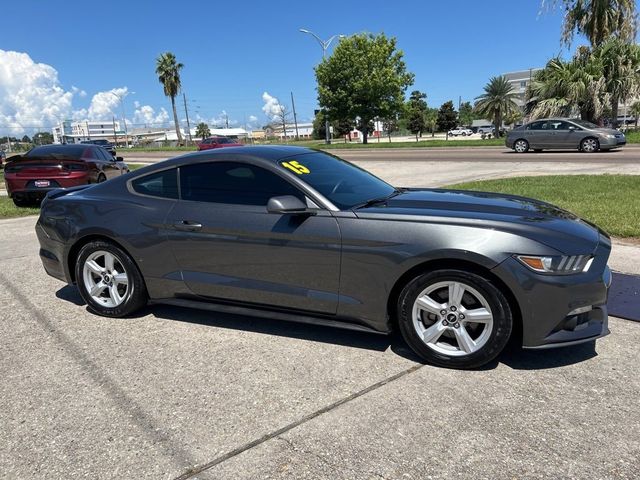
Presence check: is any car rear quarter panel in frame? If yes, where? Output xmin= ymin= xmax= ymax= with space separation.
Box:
xmin=41 ymin=187 xmax=188 ymax=298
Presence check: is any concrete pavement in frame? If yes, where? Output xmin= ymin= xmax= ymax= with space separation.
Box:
xmin=0 ymin=215 xmax=639 ymax=479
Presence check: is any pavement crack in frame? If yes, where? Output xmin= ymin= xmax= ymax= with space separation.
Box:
xmin=173 ymin=363 xmax=423 ymax=479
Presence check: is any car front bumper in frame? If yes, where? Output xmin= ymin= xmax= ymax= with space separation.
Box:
xmin=492 ymin=240 xmax=611 ymax=349
xmin=599 ymin=136 xmax=626 ymax=149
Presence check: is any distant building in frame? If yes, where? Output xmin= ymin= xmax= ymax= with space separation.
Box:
xmin=265 ymin=122 xmax=314 ymax=139
xmin=502 ymin=68 xmax=542 ymax=108
xmin=52 ymin=120 xmax=122 ymax=144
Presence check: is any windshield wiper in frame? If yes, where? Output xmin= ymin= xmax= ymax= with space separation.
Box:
xmin=353 ymin=188 xmax=404 ymax=210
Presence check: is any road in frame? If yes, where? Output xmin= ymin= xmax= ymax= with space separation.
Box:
xmin=122 ymin=146 xmax=640 ymax=187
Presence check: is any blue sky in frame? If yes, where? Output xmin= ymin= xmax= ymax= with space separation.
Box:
xmin=0 ymin=0 xmax=620 ymax=134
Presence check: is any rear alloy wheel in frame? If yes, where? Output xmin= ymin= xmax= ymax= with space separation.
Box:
xmin=76 ymin=240 xmax=147 ymax=317
xmin=580 ymin=137 xmax=599 ymax=153
xmin=397 ymin=269 xmax=513 ymax=369
xmin=513 ymin=139 xmax=529 ymax=153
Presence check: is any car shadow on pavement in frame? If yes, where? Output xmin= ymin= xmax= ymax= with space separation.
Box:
xmin=55 ymin=284 xmax=598 ymax=369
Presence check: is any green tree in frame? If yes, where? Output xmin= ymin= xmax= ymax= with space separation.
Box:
xmin=526 ymin=52 xmax=609 ymax=123
xmin=474 ymin=77 xmax=519 ymax=138
xmin=21 ymin=135 xmax=31 ymax=143
xmin=405 ymin=90 xmax=428 ymax=141
xmin=383 ymin=115 xmax=399 ymax=141
xmin=424 ymin=108 xmax=438 ymax=137
xmin=458 ymin=101 xmax=475 ymax=127
xmin=155 ymin=52 xmax=184 ymax=145
xmin=315 ymin=33 xmax=414 ymax=144
xmin=548 ymin=0 xmax=638 ymax=47
xmin=437 ymin=101 xmax=458 ymax=132
xmin=33 ymin=131 xmax=54 ymax=145
xmin=631 ymin=100 xmax=640 ymax=127
xmin=195 ymin=122 xmax=211 ymax=140
xmin=593 ymin=38 xmax=640 ymax=125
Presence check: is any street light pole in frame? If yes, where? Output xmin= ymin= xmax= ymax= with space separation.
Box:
xmin=109 ymin=91 xmax=132 ymax=148
xmin=299 ymin=28 xmax=344 ymax=145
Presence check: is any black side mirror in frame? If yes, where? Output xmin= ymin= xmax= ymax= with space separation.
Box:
xmin=267 ymin=195 xmax=315 ymax=215
xmin=115 ymin=156 xmax=124 ymax=162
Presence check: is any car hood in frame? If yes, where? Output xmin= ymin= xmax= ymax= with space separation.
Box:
xmin=355 ymin=188 xmax=604 ymax=254
xmin=596 ymin=128 xmax=622 ymax=136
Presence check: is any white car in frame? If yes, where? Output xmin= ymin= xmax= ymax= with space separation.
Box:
xmin=448 ymin=127 xmax=473 ymax=136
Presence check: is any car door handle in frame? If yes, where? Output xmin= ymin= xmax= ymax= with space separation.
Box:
xmin=174 ymin=220 xmax=203 ymax=231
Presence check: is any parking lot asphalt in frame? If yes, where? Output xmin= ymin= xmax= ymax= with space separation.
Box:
xmin=2 ymin=151 xmax=640 ymax=479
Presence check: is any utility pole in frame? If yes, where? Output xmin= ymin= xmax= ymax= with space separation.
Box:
xmin=112 ymin=116 xmax=117 ymax=146
xmin=225 ymin=113 xmax=229 ymax=129
xmin=86 ymin=121 xmax=91 ymax=140
xmin=291 ymin=91 xmax=300 ymax=141
xmin=183 ymin=93 xmax=192 ymax=146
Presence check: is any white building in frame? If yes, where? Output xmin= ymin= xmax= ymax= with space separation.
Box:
xmin=52 ymin=120 xmax=122 ymax=144
xmin=502 ymin=68 xmax=542 ymax=108
xmin=266 ymin=122 xmax=314 ymax=139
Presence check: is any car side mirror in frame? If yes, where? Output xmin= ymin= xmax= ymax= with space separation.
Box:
xmin=115 ymin=156 xmax=124 ymax=162
xmin=267 ymin=195 xmax=315 ymax=215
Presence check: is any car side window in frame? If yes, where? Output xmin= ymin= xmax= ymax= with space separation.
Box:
xmin=131 ymin=169 xmax=179 ymax=199
xmin=528 ymin=121 xmax=547 ymax=130
xmin=180 ymin=162 xmax=304 ymax=206
xmin=84 ymin=148 xmax=98 ymax=160
xmin=96 ymin=148 xmax=110 ymax=161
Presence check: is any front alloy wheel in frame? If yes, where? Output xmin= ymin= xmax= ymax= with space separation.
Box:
xmin=397 ymin=270 xmax=513 ymax=369
xmin=580 ymin=137 xmax=599 ymax=153
xmin=514 ymin=139 xmax=529 ymax=153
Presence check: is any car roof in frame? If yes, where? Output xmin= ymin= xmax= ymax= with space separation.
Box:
xmin=134 ymin=145 xmax=319 ymax=174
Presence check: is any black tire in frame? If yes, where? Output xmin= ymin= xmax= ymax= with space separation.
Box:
xmin=580 ymin=137 xmax=600 ymax=153
xmin=13 ymin=197 xmax=33 ymax=207
xmin=75 ymin=240 xmax=147 ymax=317
xmin=97 ymin=173 xmax=107 ymax=183
xmin=396 ymin=269 xmax=513 ymax=369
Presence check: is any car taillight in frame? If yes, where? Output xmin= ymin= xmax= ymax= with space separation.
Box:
xmin=4 ymin=165 xmax=20 ymax=173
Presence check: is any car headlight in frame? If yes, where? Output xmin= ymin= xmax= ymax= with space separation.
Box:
xmin=516 ymin=255 xmax=594 ymax=274
xmin=602 ymin=134 xmax=615 ymax=139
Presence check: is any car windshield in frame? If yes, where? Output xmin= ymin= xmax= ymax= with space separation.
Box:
xmin=279 ymin=151 xmax=396 ymax=210
xmin=216 ymin=138 xmax=235 ymax=144
xmin=570 ymin=119 xmax=599 ymax=129
xmin=25 ymin=145 xmax=85 ymax=159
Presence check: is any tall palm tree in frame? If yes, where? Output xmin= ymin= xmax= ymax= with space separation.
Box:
xmin=548 ymin=0 xmax=638 ymax=47
xmin=474 ymin=76 xmax=519 ymax=138
xmin=155 ymin=52 xmax=184 ymax=145
xmin=593 ymin=38 xmax=640 ymax=125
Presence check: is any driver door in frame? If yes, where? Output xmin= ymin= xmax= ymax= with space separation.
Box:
xmin=166 ymin=161 xmax=342 ymax=314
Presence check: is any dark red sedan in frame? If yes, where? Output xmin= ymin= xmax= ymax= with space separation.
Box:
xmin=197 ymin=136 xmax=243 ymax=151
xmin=4 ymin=144 xmax=129 ymax=206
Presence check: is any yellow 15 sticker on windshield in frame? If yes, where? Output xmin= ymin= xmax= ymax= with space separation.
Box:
xmin=281 ymin=160 xmax=310 ymax=174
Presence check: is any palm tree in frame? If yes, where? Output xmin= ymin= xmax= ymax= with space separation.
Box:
xmin=195 ymin=122 xmax=211 ymax=140
xmin=631 ymin=101 xmax=640 ymax=127
xmin=593 ymin=38 xmax=640 ymax=125
xmin=155 ymin=52 xmax=184 ymax=145
xmin=526 ymin=54 xmax=609 ymax=123
xmin=549 ymin=0 xmax=638 ymax=47
xmin=474 ymin=76 xmax=519 ymax=138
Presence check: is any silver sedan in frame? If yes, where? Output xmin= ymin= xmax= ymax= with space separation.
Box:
xmin=506 ymin=118 xmax=626 ymax=153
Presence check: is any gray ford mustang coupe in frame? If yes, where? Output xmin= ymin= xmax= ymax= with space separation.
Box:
xmin=36 ymin=146 xmax=611 ymax=369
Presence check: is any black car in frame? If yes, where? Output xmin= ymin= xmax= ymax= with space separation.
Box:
xmin=36 ymin=146 xmax=611 ymax=369
xmin=81 ymin=139 xmax=116 ymax=156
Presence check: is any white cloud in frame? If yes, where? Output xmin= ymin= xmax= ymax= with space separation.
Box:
xmin=261 ymin=92 xmax=284 ymax=119
xmin=76 ymin=86 xmax=129 ymax=121
xmin=133 ymin=104 xmax=170 ymax=126
xmin=0 ymin=50 xmax=75 ymax=134
xmin=248 ymin=115 xmax=258 ymax=122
